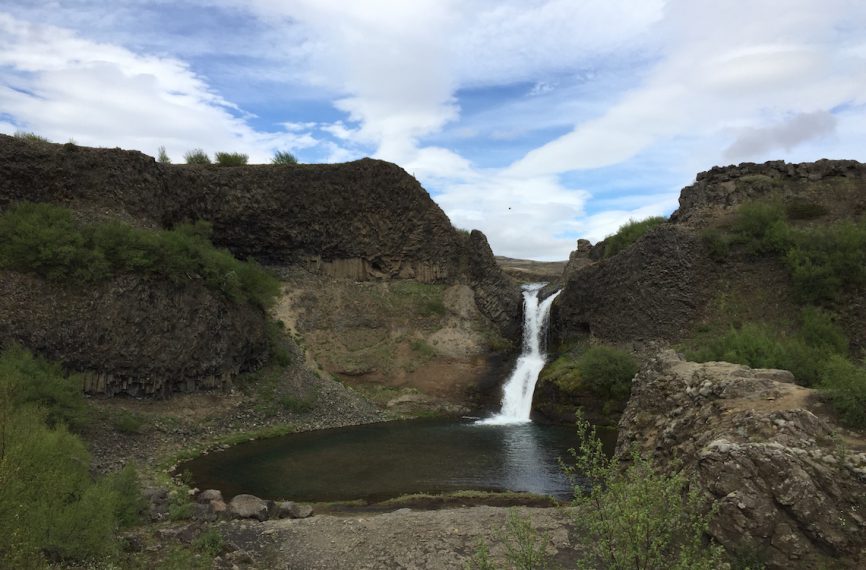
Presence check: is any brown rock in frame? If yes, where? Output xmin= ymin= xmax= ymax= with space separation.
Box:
xmin=617 ymin=350 xmax=866 ymax=569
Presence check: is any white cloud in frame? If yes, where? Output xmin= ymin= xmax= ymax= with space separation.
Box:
xmin=0 ymin=12 xmax=322 ymax=163
xmin=724 ymin=111 xmax=837 ymax=161
xmin=507 ymin=0 xmax=866 ymax=177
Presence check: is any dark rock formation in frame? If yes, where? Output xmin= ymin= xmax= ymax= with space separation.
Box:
xmin=465 ymin=230 xmax=522 ymax=339
xmin=0 ymin=135 xmax=521 ymax=395
xmin=551 ymin=224 xmax=714 ymax=343
xmin=672 ymin=159 xmax=866 ymax=226
xmin=617 ymin=351 xmax=866 ymax=569
xmin=0 ymin=271 xmax=268 ymax=396
xmin=0 ymin=134 xmax=492 ymax=283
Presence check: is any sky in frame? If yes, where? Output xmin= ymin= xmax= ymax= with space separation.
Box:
xmin=1 ymin=1 xmax=865 ymax=260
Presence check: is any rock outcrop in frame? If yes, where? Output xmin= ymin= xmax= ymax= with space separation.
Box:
xmin=0 ymin=271 xmax=268 ymax=396
xmin=617 ymin=351 xmax=866 ymax=569
xmin=672 ymin=159 xmax=866 ymax=226
xmin=0 ymin=135 xmax=522 ymax=395
xmin=0 ymin=135 xmax=501 ymax=284
xmin=551 ymin=225 xmax=714 ymax=343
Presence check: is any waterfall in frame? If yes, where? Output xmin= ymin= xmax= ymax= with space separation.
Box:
xmin=479 ymin=283 xmax=561 ymax=425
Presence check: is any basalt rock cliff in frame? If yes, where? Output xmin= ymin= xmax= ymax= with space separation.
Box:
xmin=0 ymin=135 xmax=519 ymax=395
xmin=617 ymin=351 xmax=866 ymax=569
xmin=551 ymin=159 xmax=866 ymax=346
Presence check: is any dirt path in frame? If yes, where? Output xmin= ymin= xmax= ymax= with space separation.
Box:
xmin=218 ymin=506 xmax=580 ymax=569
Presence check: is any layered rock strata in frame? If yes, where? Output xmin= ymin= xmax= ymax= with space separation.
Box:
xmin=617 ymin=351 xmax=866 ymax=569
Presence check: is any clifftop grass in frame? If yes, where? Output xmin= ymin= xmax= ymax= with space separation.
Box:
xmin=0 ymin=202 xmax=279 ymax=308
xmin=602 ymin=216 xmax=666 ymax=258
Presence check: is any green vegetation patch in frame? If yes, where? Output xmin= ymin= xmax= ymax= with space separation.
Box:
xmin=602 ymin=216 xmax=666 ymax=258
xmin=214 ymin=151 xmax=249 ymax=166
xmin=183 ymin=148 xmax=211 ymax=164
xmin=542 ymin=345 xmax=638 ymax=403
xmin=0 ymin=202 xmax=279 ymax=308
xmin=389 ymin=280 xmax=447 ymax=317
xmin=272 ymin=150 xmax=298 ymax=165
xmin=0 ymin=345 xmax=146 ymax=568
xmin=685 ymin=308 xmax=848 ymax=387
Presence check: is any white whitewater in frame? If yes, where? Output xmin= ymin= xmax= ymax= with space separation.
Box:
xmin=479 ymin=283 xmax=561 ymax=425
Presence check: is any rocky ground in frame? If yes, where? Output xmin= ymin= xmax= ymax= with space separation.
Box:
xmin=133 ymin=505 xmax=579 ymax=570
xmin=86 ymin=366 xmax=385 ymax=475
xmin=494 ymin=256 xmax=567 ymax=283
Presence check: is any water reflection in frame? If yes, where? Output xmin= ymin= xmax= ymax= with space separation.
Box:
xmin=182 ymin=419 xmax=591 ymax=502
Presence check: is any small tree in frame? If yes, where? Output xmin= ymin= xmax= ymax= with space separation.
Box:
xmin=215 ymin=151 xmax=249 ymax=166
xmin=157 ymin=146 xmax=172 ymax=164
xmin=272 ymin=150 xmax=298 ymax=165
xmin=184 ymin=148 xmax=211 ymax=165
xmin=563 ymin=415 xmax=725 ymax=570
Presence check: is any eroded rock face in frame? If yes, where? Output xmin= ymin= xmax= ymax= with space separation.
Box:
xmin=671 ymin=159 xmax=866 ymax=226
xmin=466 ymin=230 xmax=522 ymax=339
xmin=617 ymin=351 xmax=866 ymax=569
xmin=0 ymin=271 xmax=268 ymax=396
xmin=551 ymin=225 xmax=714 ymax=343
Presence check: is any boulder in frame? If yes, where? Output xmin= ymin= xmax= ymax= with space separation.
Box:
xmin=617 ymin=350 xmax=866 ymax=569
xmin=229 ymin=494 xmax=270 ymax=522
xmin=277 ymin=501 xmax=314 ymax=519
xmin=196 ymin=489 xmax=223 ymax=504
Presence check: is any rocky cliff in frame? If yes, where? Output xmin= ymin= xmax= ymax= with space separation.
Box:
xmin=551 ymin=159 xmax=866 ymax=345
xmin=0 ymin=271 xmax=268 ymax=397
xmin=617 ymin=351 xmax=866 ymax=569
xmin=551 ymin=224 xmax=715 ymax=343
xmin=0 ymin=135 xmax=520 ymax=396
xmin=672 ymin=159 xmax=866 ymax=226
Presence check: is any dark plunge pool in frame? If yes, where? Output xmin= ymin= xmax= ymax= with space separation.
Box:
xmin=180 ymin=419 xmax=615 ymax=503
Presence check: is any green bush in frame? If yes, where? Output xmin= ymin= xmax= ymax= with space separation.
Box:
xmin=157 ymin=146 xmax=171 ymax=164
xmin=0 ymin=203 xmax=280 ymax=308
xmin=730 ymin=201 xmax=791 ymax=256
xmin=214 ymin=151 xmax=248 ymax=166
xmin=0 ymin=343 xmax=90 ymax=432
xmin=13 ymin=130 xmax=50 ymax=143
xmin=564 ymin=416 xmax=724 ymax=569
xmin=603 ymin=216 xmax=666 ymax=258
xmin=819 ymin=356 xmax=866 ymax=428
xmin=542 ymin=345 xmax=637 ymax=405
xmin=579 ymin=346 xmax=638 ymax=401
xmin=701 ymin=228 xmax=731 ymax=262
xmin=272 ymin=150 xmax=298 ymax=165
xmin=183 ymin=148 xmax=211 ymax=165
xmin=686 ymin=309 xmax=848 ymax=387
xmin=786 ymin=220 xmax=866 ymax=303
xmin=111 ymin=410 xmax=145 ymax=434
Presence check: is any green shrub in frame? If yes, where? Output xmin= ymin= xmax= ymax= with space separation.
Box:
xmin=183 ymin=148 xmax=211 ymax=165
xmin=578 ymin=346 xmax=638 ymax=401
xmin=701 ymin=228 xmax=731 ymax=262
xmin=542 ymin=345 xmax=637 ymax=403
xmin=111 ymin=410 xmax=145 ymax=434
xmin=785 ymin=221 xmax=866 ymax=303
xmin=0 ymin=203 xmax=279 ymax=308
xmin=730 ymin=201 xmax=791 ymax=256
xmin=820 ymin=356 xmax=866 ymax=428
xmin=685 ymin=310 xmax=848 ymax=387
xmin=13 ymin=130 xmax=50 ymax=143
xmin=193 ymin=528 xmax=225 ymax=556
xmin=157 ymin=146 xmax=171 ymax=164
xmin=0 ymin=343 xmax=90 ymax=432
xmin=563 ymin=416 xmax=724 ymax=570
xmin=272 ymin=150 xmax=298 ymax=165
xmin=214 ymin=151 xmax=248 ymax=166
xmin=603 ymin=216 xmax=666 ymax=258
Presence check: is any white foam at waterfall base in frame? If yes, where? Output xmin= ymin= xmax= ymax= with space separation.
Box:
xmin=478 ymin=283 xmax=561 ymax=425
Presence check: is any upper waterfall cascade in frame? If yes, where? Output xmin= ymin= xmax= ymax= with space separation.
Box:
xmin=479 ymin=283 xmax=561 ymax=425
